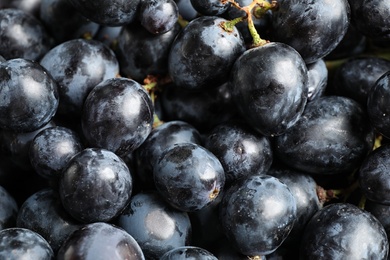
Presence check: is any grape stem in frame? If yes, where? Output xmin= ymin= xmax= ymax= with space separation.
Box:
xmin=143 ymin=75 xmax=164 ymax=128
xmin=221 ymin=0 xmax=277 ymax=47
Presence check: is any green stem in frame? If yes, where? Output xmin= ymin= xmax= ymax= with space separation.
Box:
xmin=220 ymin=16 xmax=245 ymax=32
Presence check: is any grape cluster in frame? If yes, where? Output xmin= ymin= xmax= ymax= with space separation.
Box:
xmin=1 ymin=0 xmax=390 ymax=259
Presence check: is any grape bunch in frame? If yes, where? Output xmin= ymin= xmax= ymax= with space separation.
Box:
xmin=1 ymin=0 xmax=390 ymax=259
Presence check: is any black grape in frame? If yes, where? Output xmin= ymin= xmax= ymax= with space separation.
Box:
xmin=367 ymin=71 xmax=390 ymax=138
xmin=138 ymin=0 xmax=179 ymax=35
xmin=274 ymin=96 xmax=375 ymax=175
xmin=204 ymin=121 xmax=273 ymax=184
xmin=229 ymin=42 xmax=308 ymax=137
xmin=81 ymin=77 xmax=153 ymax=157
xmin=58 ymin=148 xmax=133 ymax=223
xmin=0 ymin=8 xmax=52 ymax=60
xmin=190 ymin=0 xmax=230 ymax=16
xmin=135 ymin=120 xmax=202 ymax=189
xmin=349 ymin=0 xmax=390 ymax=41
xmin=116 ymin=191 xmax=192 ymax=259
xmin=219 ymin=174 xmax=297 ymax=257
xmin=16 ymin=188 xmax=83 ymax=253
xmin=57 ymin=222 xmax=145 ymax=260
xmin=29 ymin=126 xmax=83 ymax=181
xmin=39 ymin=39 xmax=119 ymax=119
xmin=271 ymin=0 xmax=350 ymax=64
xmin=306 ymin=58 xmax=328 ymax=102
xmin=0 ymin=58 xmax=59 ymax=133
xmin=300 ymin=203 xmax=389 ymax=259
xmin=0 ymin=228 xmax=54 ymax=259
xmin=153 ymin=142 xmax=225 ymax=212
xmin=168 ymin=15 xmax=245 ymax=90
xmin=358 ymin=144 xmax=390 ymax=205
xmin=174 ymin=0 xmax=198 ymax=21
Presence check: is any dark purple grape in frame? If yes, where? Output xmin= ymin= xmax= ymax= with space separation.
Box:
xmin=333 ymin=56 xmax=390 ymax=106
xmin=116 ymin=191 xmax=192 ymax=259
xmin=0 ymin=120 xmax=56 ymax=171
xmin=94 ymin=25 xmax=122 ymax=48
xmin=66 ymin=0 xmax=141 ymax=26
xmin=135 ymin=120 xmax=202 ymax=189
xmin=58 ymin=148 xmax=133 ymax=223
xmin=159 ymin=82 xmax=237 ymax=132
xmin=219 ymin=174 xmax=297 ymax=257
xmin=160 ymin=246 xmax=218 ymax=260
xmin=274 ymin=96 xmax=375 ymax=175
xmin=0 ymin=228 xmax=54 ymax=260
xmin=16 ymin=188 xmax=83 ymax=253
xmin=29 ymin=126 xmax=83 ymax=181
xmin=0 ymin=8 xmax=53 ymax=60
xmin=266 ymin=166 xmax=322 ymax=247
xmin=300 ymin=203 xmax=389 ymax=259
xmin=0 ymin=185 xmax=18 ymax=230
xmin=138 ymin=0 xmax=179 ymax=35
xmin=57 ymin=222 xmax=145 ymax=260
xmin=204 ymin=121 xmax=273 ymax=184
xmin=81 ymin=77 xmax=153 ymax=157
xmin=306 ymin=58 xmax=327 ymax=102
xmin=168 ymin=15 xmax=245 ymax=90
xmin=349 ymin=0 xmax=390 ymax=41
xmin=229 ymin=42 xmax=308 ymax=137
xmin=40 ymin=0 xmax=100 ymax=44
xmin=190 ymin=0 xmax=230 ymax=16
xmin=365 ymin=199 xmax=390 ymax=240
xmin=367 ymin=72 xmax=390 ymax=138
xmin=271 ymin=0 xmax=350 ymax=64
xmin=0 ymin=58 xmax=59 ymax=133
xmin=154 ymin=142 xmax=225 ymax=212
xmin=116 ymin=22 xmax=181 ymax=82
xmin=358 ymin=144 xmax=390 ymax=205
xmin=39 ymin=39 xmax=119 ymax=118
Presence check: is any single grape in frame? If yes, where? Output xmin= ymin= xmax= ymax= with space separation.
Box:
xmin=116 ymin=191 xmax=192 ymax=259
xmin=39 ymin=38 xmax=119 ymax=119
xmin=154 ymin=142 xmax=225 ymax=212
xmin=0 ymin=228 xmax=54 ymax=260
xmin=168 ymin=15 xmax=246 ymax=90
xmin=57 ymin=222 xmax=145 ymax=260
xmin=300 ymin=203 xmax=389 ymax=259
xmin=58 ymin=148 xmax=133 ymax=223
xmin=274 ymin=96 xmax=375 ymax=175
xmin=271 ymin=0 xmax=350 ymax=64
xmin=81 ymin=77 xmax=153 ymax=157
xmin=138 ymin=0 xmax=179 ymax=35
xmin=367 ymin=71 xmax=390 ymax=138
xmin=0 ymin=58 xmax=59 ymax=133
xmin=229 ymin=42 xmax=308 ymax=137
xmin=219 ymin=174 xmax=297 ymax=257
xmin=306 ymin=58 xmax=328 ymax=102
xmin=0 ymin=8 xmax=52 ymax=60
xmin=16 ymin=188 xmax=83 ymax=253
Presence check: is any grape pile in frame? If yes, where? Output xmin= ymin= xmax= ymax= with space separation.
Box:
xmin=1 ymin=0 xmax=390 ymax=259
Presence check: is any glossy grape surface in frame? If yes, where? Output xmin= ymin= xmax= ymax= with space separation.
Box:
xmin=229 ymin=42 xmax=308 ymax=137
xmin=58 ymin=148 xmax=133 ymax=223
xmin=0 ymin=58 xmax=59 ymax=133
